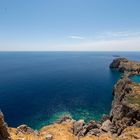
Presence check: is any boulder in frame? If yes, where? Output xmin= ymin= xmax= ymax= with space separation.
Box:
xmin=45 ymin=133 xmax=53 ymax=140
xmin=101 ymin=114 xmax=110 ymax=122
xmin=17 ymin=124 xmax=34 ymax=134
xmin=73 ymin=120 xmax=85 ymax=135
xmin=101 ymin=120 xmax=112 ymax=132
xmin=57 ymin=115 xmax=72 ymax=124
xmin=87 ymin=128 xmax=101 ymax=136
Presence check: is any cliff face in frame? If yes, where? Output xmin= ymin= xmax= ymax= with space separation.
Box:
xmin=110 ymin=57 xmax=140 ymax=73
xmin=0 ymin=112 xmax=11 ymax=140
xmin=1 ymin=57 xmax=140 ymax=140
xmin=109 ymin=58 xmax=140 ymax=138
xmin=110 ymin=77 xmax=140 ymax=135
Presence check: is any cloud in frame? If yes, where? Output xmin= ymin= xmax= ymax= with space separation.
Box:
xmin=1 ymin=31 xmax=140 ymax=51
xmin=71 ymin=36 xmax=140 ymax=51
xmin=68 ymin=35 xmax=85 ymax=40
xmin=96 ymin=31 xmax=140 ymax=40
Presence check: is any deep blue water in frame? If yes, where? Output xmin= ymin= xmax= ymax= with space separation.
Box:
xmin=0 ymin=52 xmax=140 ymax=129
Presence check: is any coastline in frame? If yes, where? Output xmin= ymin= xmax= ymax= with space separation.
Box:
xmin=1 ymin=57 xmax=140 ymax=140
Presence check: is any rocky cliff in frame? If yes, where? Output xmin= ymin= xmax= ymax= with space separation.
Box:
xmin=0 ymin=112 xmax=11 ymax=140
xmin=1 ymin=57 xmax=140 ymax=140
xmin=109 ymin=58 xmax=140 ymax=138
xmin=110 ymin=76 xmax=140 ymax=135
xmin=110 ymin=57 xmax=140 ymax=73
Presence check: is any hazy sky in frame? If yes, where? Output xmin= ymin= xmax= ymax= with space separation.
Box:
xmin=0 ymin=0 xmax=140 ymax=51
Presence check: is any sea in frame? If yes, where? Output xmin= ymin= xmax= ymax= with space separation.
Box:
xmin=0 ymin=51 xmax=140 ymax=129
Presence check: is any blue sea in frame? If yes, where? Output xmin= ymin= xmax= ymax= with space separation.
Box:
xmin=0 ymin=52 xmax=140 ymax=129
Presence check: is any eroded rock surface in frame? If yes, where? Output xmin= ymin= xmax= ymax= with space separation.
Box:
xmin=110 ymin=57 xmax=140 ymax=73
xmin=0 ymin=111 xmax=11 ymax=140
xmin=110 ymin=57 xmax=140 ymax=136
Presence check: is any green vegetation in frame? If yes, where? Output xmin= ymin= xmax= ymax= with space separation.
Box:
xmin=127 ymin=94 xmax=140 ymax=108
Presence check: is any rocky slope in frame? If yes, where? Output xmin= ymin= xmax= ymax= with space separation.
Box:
xmin=1 ymin=57 xmax=140 ymax=140
xmin=0 ymin=112 xmax=11 ymax=140
xmin=110 ymin=57 xmax=140 ymax=73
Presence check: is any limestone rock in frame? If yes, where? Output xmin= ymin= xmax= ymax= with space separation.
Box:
xmin=45 ymin=133 xmax=53 ymax=140
xmin=57 ymin=115 xmax=72 ymax=124
xmin=101 ymin=114 xmax=110 ymax=122
xmin=73 ymin=120 xmax=85 ymax=135
xmin=110 ymin=57 xmax=140 ymax=73
xmin=110 ymin=58 xmax=140 ymax=135
xmin=0 ymin=111 xmax=11 ymax=140
xmin=101 ymin=120 xmax=112 ymax=132
xmin=17 ymin=124 xmax=34 ymax=134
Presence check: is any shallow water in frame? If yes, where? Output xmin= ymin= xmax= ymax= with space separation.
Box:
xmin=0 ymin=52 xmax=140 ymax=129
xmin=131 ymin=75 xmax=140 ymax=83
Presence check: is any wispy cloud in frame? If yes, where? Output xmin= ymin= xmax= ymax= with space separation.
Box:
xmin=1 ymin=31 xmax=140 ymax=51
xmin=68 ymin=35 xmax=85 ymax=40
xmin=96 ymin=31 xmax=140 ymax=40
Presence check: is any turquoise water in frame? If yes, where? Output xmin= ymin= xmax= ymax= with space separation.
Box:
xmin=0 ymin=52 xmax=140 ymax=129
xmin=131 ymin=75 xmax=140 ymax=83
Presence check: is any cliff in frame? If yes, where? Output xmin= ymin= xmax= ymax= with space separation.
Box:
xmin=109 ymin=57 xmax=140 ymax=73
xmin=110 ymin=76 xmax=140 ymax=135
xmin=1 ymin=57 xmax=140 ymax=140
xmin=109 ymin=58 xmax=140 ymax=138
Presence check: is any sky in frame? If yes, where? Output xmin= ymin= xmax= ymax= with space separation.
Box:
xmin=0 ymin=0 xmax=140 ymax=51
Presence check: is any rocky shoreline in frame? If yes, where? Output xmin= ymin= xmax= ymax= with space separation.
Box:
xmin=1 ymin=58 xmax=140 ymax=140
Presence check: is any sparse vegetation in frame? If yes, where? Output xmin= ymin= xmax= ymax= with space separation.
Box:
xmin=127 ymin=94 xmax=140 ymax=108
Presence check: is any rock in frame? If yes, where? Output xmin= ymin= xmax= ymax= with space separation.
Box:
xmin=101 ymin=120 xmax=112 ymax=132
xmin=118 ymin=126 xmax=140 ymax=140
xmin=17 ymin=125 xmax=34 ymax=134
xmin=45 ymin=133 xmax=53 ymax=140
xmin=73 ymin=120 xmax=85 ymax=135
xmin=134 ymin=121 xmax=140 ymax=128
xmin=101 ymin=114 xmax=110 ymax=122
xmin=57 ymin=115 xmax=72 ymax=124
xmin=110 ymin=57 xmax=140 ymax=73
xmin=34 ymin=130 xmax=40 ymax=136
xmin=0 ymin=111 xmax=11 ymax=140
xmin=87 ymin=128 xmax=101 ymax=136
xmin=76 ymin=121 xmax=102 ymax=136
xmin=109 ymin=58 xmax=140 ymax=135
xmin=85 ymin=121 xmax=101 ymax=131
xmin=109 ymin=58 xmax=128 ymax=70
xmin=110 ymin=76 xmax=140 ymax=135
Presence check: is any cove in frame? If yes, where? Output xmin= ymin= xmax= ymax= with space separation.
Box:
xmin=0 ymin=52 xmax=140 ymax=129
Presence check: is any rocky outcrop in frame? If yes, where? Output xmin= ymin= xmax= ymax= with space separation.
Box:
xmin=73 ymin=120 xmax=102 ymax=136
xmin=110 ymin=57 xmax=140 ymax=73
xmin=110 ymin=58 xmax=140 ymax=136
xmin=73 ymin=119 xmax=85 ymax=135
xmin=110 ymin=77 xmax=140 ymax=135
xmin=16 ymin=124 xmax=34 ymax=134
xmin=0 ymin=111 xmax=11 ymax=140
